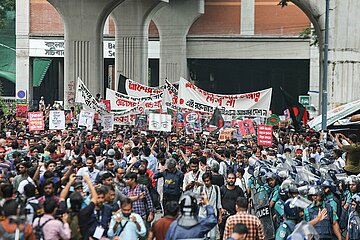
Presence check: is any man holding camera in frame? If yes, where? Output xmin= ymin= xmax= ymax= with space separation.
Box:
xmin=32 ymin=198 xmax=71 ymax=240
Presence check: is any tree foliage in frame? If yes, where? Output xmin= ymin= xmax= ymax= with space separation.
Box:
xmin=0 ymin=0 xmax=15 ymax=28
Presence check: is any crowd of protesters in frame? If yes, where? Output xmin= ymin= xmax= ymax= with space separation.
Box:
xmin=0 ymin=104 xmax=360 ymax=240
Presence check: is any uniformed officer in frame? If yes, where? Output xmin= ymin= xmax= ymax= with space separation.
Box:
xmin=275 ymin=198 xmax=303 ymax=240
xmin=264 ymin=172 xmax=280 ymax=209
xmin=344 ymin=176 xmax=360 ymax=210
xmin=347 ymin=193 xmax=360 ymax=240
xmin=304 ymin=186 xmax=342 ymax=240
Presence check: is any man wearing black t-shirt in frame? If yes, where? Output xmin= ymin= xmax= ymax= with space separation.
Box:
xmin=219 ymin=173 xmax=244 ymax=239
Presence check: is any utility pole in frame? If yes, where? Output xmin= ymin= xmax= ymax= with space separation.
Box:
xmin=322 ymin=0 xmax=330 ymax=130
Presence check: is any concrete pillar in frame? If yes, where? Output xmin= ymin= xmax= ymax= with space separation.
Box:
xmin=326 ymin=0 xmax=360 ymax=108
xmin=47 ymin=0 xmax=125 ymax=108
xmin=292 ymin=0 xmax=360 ymax=111
xmin=241 ymin=0 xmax=255 ymax=35
xmin=111 ymin=0 xmax=168 ymax=87
xmin=153 ymin=0 xmax=204 ymax=84
xmin=16 ymin=0 xmax=31 ymax=103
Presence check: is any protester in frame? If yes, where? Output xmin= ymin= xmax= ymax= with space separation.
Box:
xmin=1 ymin=92 xmax=360 ymax=240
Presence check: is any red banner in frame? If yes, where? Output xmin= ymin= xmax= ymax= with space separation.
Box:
xmin=16 ymin=104 xmax=28 ymax=119
xmin=28 ymin=112 xmax=44 ymax=131
xmin=257 ymin=124 xmax=273 ymax=146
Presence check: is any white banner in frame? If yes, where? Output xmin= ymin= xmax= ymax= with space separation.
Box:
xmin=162 ymin=80 xmax=180 ymax=112
xmin=148 ymin=114 xmax=172 ymax=132
xmin=78 ymin=111 xmax=95 ymax=131
xmin=178 ymin=78 xmax=272 ymax=117
xmin=106 ymin=88 xmax=162 ymax=111
xmin=75 ymin=77 xmax=110 ymax=115
xmin=49 ymin=111 xmax=66 ymax=130
xmin=101 ymin=114 xmax=114 ymax=132
xmin=125 ymin=79 xmax=164 ymax=97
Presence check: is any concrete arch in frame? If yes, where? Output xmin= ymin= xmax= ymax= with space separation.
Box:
xmin=47 ymin=0 xmax=127 ymax=108
xmin=110 ymin=0 xmax=168 ymax=86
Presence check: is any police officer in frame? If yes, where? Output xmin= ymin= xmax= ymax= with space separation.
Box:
xmin=347 ymin=193 xmax=360 ymax=240
xmin=165 ymin=192 xmax=217 ymax=240
xmin=304 ymin=186 xmax=342 ymax=240
xmin=344 ymin=176 xmax=360 ymax=210
xmin=274 ymin=180 xmax=298 ymax=228
xmin=275 ymin=198 xmax=302 ymax=240
xmin=264 ymin=172 xmax=280 ymax=209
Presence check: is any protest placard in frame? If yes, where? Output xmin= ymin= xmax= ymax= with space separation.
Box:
xmin=78 ymin=111 xmax=95 ymax=131
xmin=148 ymin=114 xmax=172 ymax=132
xmin=257 ymin=124 xmax=273 ymax=146
xmin=101 ymin=114 xmax=114 ymax=132
xmin=49 ymin=111 xmax=65 ymax=130
xmin=28 ymin=112 xmax=44 ymax=131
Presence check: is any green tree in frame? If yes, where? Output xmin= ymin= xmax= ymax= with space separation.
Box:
xmin=0 ymin=0 xmax=15 ymax=28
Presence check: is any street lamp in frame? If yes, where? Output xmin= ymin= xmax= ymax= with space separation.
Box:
xmin=321 ymin=0 xmax=330 ymax=131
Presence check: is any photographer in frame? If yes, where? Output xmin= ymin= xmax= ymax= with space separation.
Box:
xmin=0 ymin=199 xmax=36 ymax=240
xmin=32 ymin=197 xmax=71 ymax=240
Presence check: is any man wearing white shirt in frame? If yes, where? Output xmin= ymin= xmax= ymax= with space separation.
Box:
xmin=183 ymin=158 xmax=204 ymax=192
xmin=77 ymin=156 xmax=100 ymax=193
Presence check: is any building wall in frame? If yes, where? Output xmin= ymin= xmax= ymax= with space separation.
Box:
xmin=29 ymin=0 xmax=310 ymax=37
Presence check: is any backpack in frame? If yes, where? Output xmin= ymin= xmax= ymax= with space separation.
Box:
xmin=223 ymin=161 xmax=235 ymax=175
xmin=28 ymin=202 xmax=44 ymax=222
xmin=0 ymin=222 xmax=26 ymax=240
xmin=33 ymin=218 xmax=52 ymax=240
xmin=69 ymin=213 xmax=82 ymax=240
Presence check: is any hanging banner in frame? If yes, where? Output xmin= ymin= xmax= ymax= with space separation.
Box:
xmin=184 ymin=112 xmax=202 ymax=134
xmin=257 ymin=124 xmax=273 ymax=146
xmin=106 ymin=88 xmax=162 ymax=111
xmin=125 ymin=78 xmax=164 ymax=97
xmin=178 ymin=78 xmax=272 ymax=117
xmin=101 ymin=114 xmax=114 ymax=132
xmin=162 ymin=80 xmax=180 ymax=112
xmin=148 ymin=114 xmax=172 ymax=132
xmin=238 ymin=119 xmax=255 ymax=137
xmin=49 ymin=111 xmax=66 ymax=130
xmin=78 ymin=111 xmax=95 ymax=131
xmin=28 ymin=112 xmax=44 ymax=131
xmin=16 ymin=104 xmax=28 ymax=120
xmin=100 ymin=100 xmax=111 ymax=112
xmin=114 ymin=114 xmax=137 ymax=126
xmin=75 ymin=77 xmax=110 ymax=115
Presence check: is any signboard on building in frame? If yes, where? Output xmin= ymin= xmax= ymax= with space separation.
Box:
xmin=29 ymin=39 xmax=160 ymax=59
xmin=299 ymin=95 xmax=311 ymax=109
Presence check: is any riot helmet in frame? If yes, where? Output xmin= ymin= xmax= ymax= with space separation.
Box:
xmin=284 ymin=198 xmax=301 ymax=220
xmin=178 ymin=194 xmax=199 ymax=227
xmin=351 ymin=193 xmax=360 ymax=213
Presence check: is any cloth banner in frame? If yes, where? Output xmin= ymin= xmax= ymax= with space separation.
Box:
xmin=257 ymin=124 xmax=273 ymax=146
xmin=49 ymin=111 xmax=66 ymax=130
xmin=106 ymin=88 xmax=162 ymax=111
xmin=75 ymin=77 xmax=109 ymax=115
xmin=101 ymin=114 xmax=114 ymax=132
xmin=113 ymin=102 xmax=146 ymax=125
xmin=178 ymin=78 xmax=272 ymax=117
xmin=28 ymin=112 xmax=44 ymax=131
xmin=184 ymin=112 xmax=202 ymax=134
xmin=125 ymin=78 xmax=164 ymax=97
xmin=100 ymin=100 xmax=111 ymax=112
xmin=162 ymin=80 xmax=180 ymax=112
xmin=148 ymin=114 xmax=172 ymax=132
xmin=78 ymin=111 xmax=95 ymax=131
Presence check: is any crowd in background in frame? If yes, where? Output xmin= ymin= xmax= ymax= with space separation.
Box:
xmin=0 ymin=105 xmax=360 ymax=240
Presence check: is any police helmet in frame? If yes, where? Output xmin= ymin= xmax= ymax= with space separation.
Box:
xmin=347 ymin=175 xmax=360 ymax=185
xmin=308 ymin=186 xmax=324 ymax=197
xmin=351 ymin=193 xmax=360 ymax=213
xmin=284 ymin=198 xmax=301 ymax=220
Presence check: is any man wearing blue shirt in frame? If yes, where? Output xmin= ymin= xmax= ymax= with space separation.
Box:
xmin=107 ymin=197 xmax=146 ymax=239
